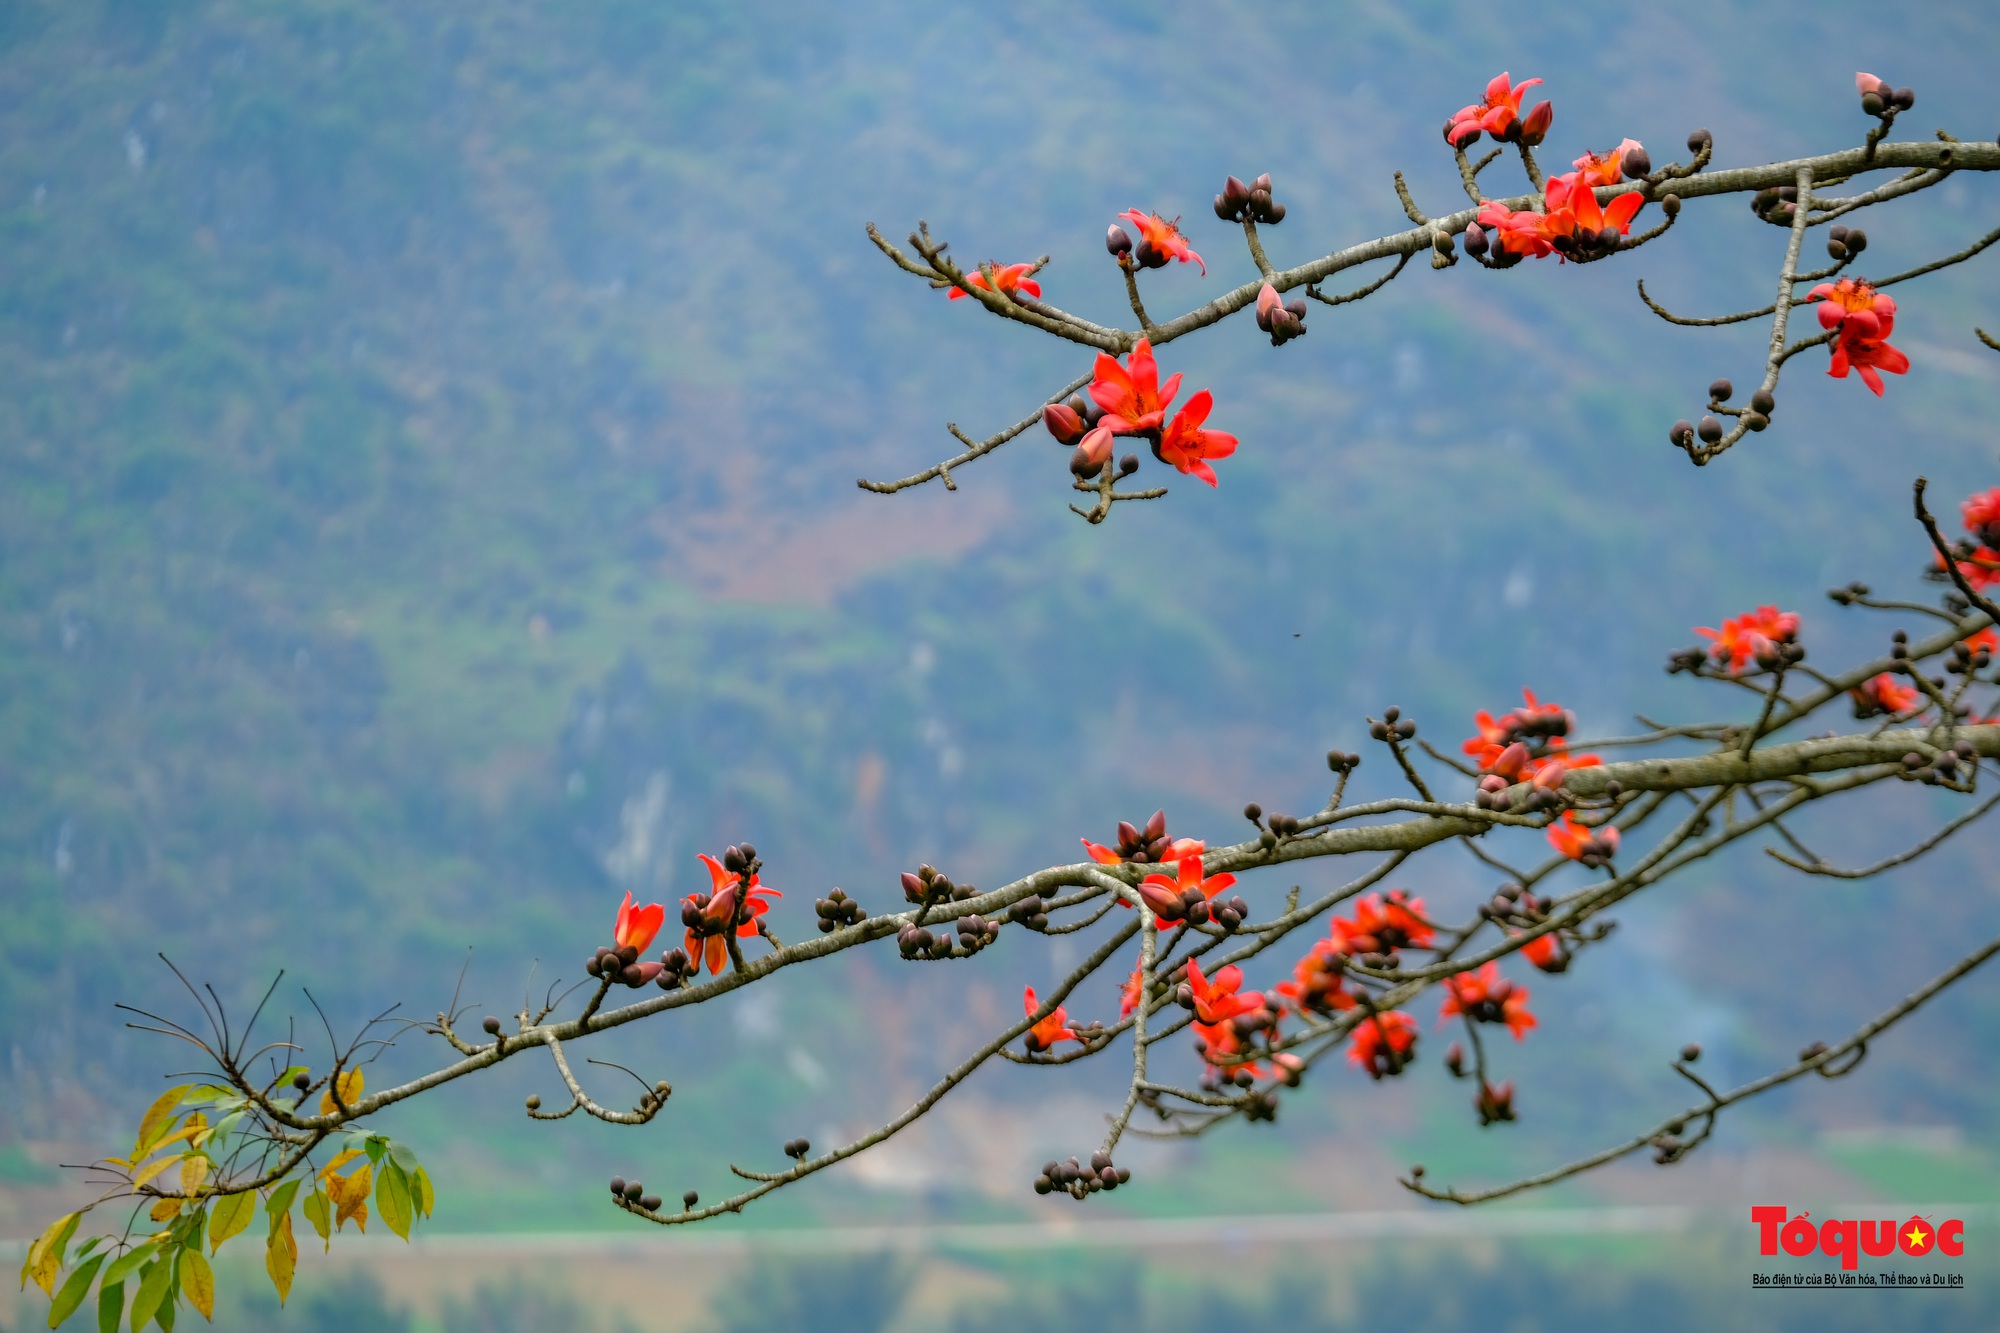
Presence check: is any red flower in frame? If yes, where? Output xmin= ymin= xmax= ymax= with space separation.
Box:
xmin=1444 ymin=72 xmax=1548 ymax=147
xmin=1462 ymin=690 xmax=1597 ymax=791
xmin=1023 ymin=985 xmax=1081 ymax=1052
xmin=1118 ymin=210 xmax=1205 ymax=274
xmin=1183 ymin=957 xmax=1265 ymax=1028
xmin=1136 ymin=852 xmax=1236 ymax=928
xmin=1518 ymin=932 xmax=1567 ymax=973
xmin=682 ymin=853 xmax=782 ymax=975
xmin=1850 ymin=672 xmax=1920 ymax=718
xmin=1082 ymin=810 xmax=1202 ymax=868
xmin=1473 ymin=202 xmax=1557 ymax=260
xmin=1120 ymin=963 xmax=1145 ymax=1018
xmin=613 ymin=890 xmax=665 ymax=954
xmin=1965 ymin=627 xmax=1999 ymax=656
xmin=1088 ymin=338 xmax=1183 ymax=437
xmin=1571 ymin=139 xmax=1643 ymax=187
xmin=1348 ymin=1010 xmax=1418 ymax=1079
xmin=1962 ymin=487 xmax=2000 ymax=549
xmin=1328 ymin=890 xmax=1433 ymax=957
xmin=1438 ymin=962 xmax=1537 ymax=1040
xmin=1547 ymin=812 xmax=1619 ymax=866
xmin=1809 ymin=278 xmax=1909 ymax=396
xmin=1540 ymin=172 xmax=1646 ymax=244
xmin=1695 ymin=606 xmax=1800 ymax=674
xmin=1274 ymin=940 xmax=1357 ymax=1015
xmin=948 ymin=261 xmax=1042 ymax=302
xmin=1156 ymin=390 xmax=1239 ymax=488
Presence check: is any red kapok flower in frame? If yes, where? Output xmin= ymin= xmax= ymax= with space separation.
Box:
xmin=1023 ymin=985 xmax=1081 ymax=1052
xmin=1089 ymin=337 xmax=1182 ymax=436
xmin=1274 ymin=939 xmax=1357 ymax=1016
xmin=1137 ymin=853 xmax=1237 ymax=928
xmin=1156 ymin=390 xmax=1239 ymax=487
xmin=1120 ymin=963 xmax=1145 ymax=1018
xmin=1118 ymin=210 xmax=1205 ymax=274
xmin=1473 ymin=202 xmax=1557 ymax=260
xmin=1348 ymin=1010 xmax=1418 ymax=1079
xmin=1695 ymin=606 xmax=1800 ymax=674
xmin=613 ymin=890 xmax=665 ymax=954
xmin=1571 ymin=139 xmax=1644 ymax=187
xmin=1547 ymin=812 xmax=1619 ymax=866
xmin=1808 ymin=278 xmax=1908 ymax=396
xmin=1444 ymin=72 xmax=1548 ymax=147
xmin=1962 ymin=487 xmax=2000 ymax=550
xmin=948 ymin=261 xmax=1042 ymax=302
xmin=1082 ymin=810 xmax=1202 ymax=867
xmin=1438 ymin=962 xmax=1537 ymax=1040
xmin=1519 ymin=931 xmax=1568 ymax=973
xmin=1328 ymin=890 xmax=1434 ymax=957
xmin=683 ymin=853 xmax=783 ymax=975
xmin=1850 ymin=672 xmax=1920 ymax=719
xmin=1965 ymin=626 xmax=1999 ymax=656
xmin=1184 ymin=956 xmax=1265 ymax=1028
xmin=1540 ymin=171 xmax=1646 ymax=246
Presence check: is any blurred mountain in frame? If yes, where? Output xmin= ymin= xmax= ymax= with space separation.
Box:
xmin=2 ymin=0 xmax=1998 ymax=1227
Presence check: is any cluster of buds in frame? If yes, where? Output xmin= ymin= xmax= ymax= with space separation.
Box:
xmin=1482 ymin=884 xmax=1574 ymax=972
xmin=1213 ymin=172 xmax=1284 ymax=225
xmin=1750 ymin=182 xmax=1803 ymax=227
xmin=1856 ymin=72 xmax=1915 ymax=119
xmin=1034 ymin=1151 xmax=1129 ymax=1198
xmin=586 ymin=943 xmax=665 ymax=989
xmin=1369 ymin=706 xmax=1418 ymax=743
xmin=899 ymin=862 xmax=965 ymax=904
xmin=1006 ymin=894 xmax=1051 ymax=931
xmin=1255 ymin=283 xmax=1307 ymax=346
xmin=1702 ymin=379 xmax=1776 ymax=434
xmin=1143 ymin=881 xmax=1250 ymax=930
xmin=1326 ymin=748 xmax=1361 ymax=774
xmin=897 ymin=907 xmax=998 ymax=960
xmin=1947 ymin=633 xmax=1994 ymax=677
xmin=783 ymin=1137 xmax=811 ymax=1160
xmin=1901 ymin=738 xmax=1980 ymax=786
xmin=1095 ymin=810 xmax=1181 ymax=865
xmin=1043 ymin=392 xmax=1102 ymax=449
xmin=1824 ymin=224 xmax=1869 ymax=263
xmin=1473 ymin=1079 xmax=1518 ymax=1126
xmin=1246 ymin=803 xmax=1307 ymax=851
xmin=812 ymin=889 xmax=867 ymax=934
xmin=1548 ymin=812 xmax=1620 ymax=868
xmin=609 ymin=1175 xmax=663 ymax=1214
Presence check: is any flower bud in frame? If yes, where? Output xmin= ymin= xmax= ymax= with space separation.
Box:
xmin=1844 ymin=229 xmax=1866 ymax=254
xmin=482 ymin=1015 xmax=502 ymax=1034
xmin=639 ymin=1194 xmax=661 ymax=1212
xmin=1265 ymin=201 xmax=1286 ymax=223
xmin=1462 ymin=223 xmax=1488 ymax=257
xmin=1520 ymin=101 xmax=1552 ymax=146
xmin=1892 ymin=86 xmax=1915 ymax=111
xmin=1105 ymin=224 xmax=1132 ymax=256
xmin=1697 ymin=415 xmax=1724 ymax=444
xmin=1043 ymin=402 xmax=1085 ymax=445
xmin=1749 ymin=388 xmax=1775 ymax=415
xmin=1685 ymin=128 xmax=1712 ymax=155
xmin=609 ymin=1175 xmax=626 ymax=1197
xmin=1621 ymin=146 xmax=1652 ymax=178
xmin=1708 ymin=378 xmax=1733 ymax=403
xmin=1118 ymin=454 xmax=1139 ymax=477
xmin=623 ymin=1180 xmax=645 ymax=1202
xmin=1661 ymin=193 xmax=1681 ymax=218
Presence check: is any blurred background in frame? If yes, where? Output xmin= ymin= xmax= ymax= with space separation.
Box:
xmin=3 ymin=1 xmax=1998 ymax=1328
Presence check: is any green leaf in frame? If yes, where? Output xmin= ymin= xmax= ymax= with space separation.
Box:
xmin=48 ymin=1253 xmax=104 ymax=1328
xmin=301 ymin=1191 xmax=331 ymax=1244
xmin=155 ymin=1293 xmax=175 ymax=1333
xmin=100 ymin=1242 xmax=156 ymax=1291
xmin=385 ymin=1141 xmax=419 ymax=1175
xmin=207 ymin=1194 xmax=254 ymax=1255
xmin=264 ymin=1179 xmax=300 ymax=1222
xmin=362 ymin=1136 xmax=386 ymax=1167
xmin=128 ymin=1261 xmax=170 ymax=1332
xmin=73 ymin=1239 xmax=104 ymax=1263
xmin=374 ymin=1163 xmax=412 ymax=1241
xmin=204 ymin=1111 xmax=244 ymax=1149
xmin=411 ymin=1167 xmax=435 ymax=1219
xmin=95 ymin=1281 xmax=124 ymax=1333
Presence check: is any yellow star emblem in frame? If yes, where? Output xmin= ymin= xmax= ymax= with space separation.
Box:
xmin=1906 ymin=1225 xmax=1928 ymax=1249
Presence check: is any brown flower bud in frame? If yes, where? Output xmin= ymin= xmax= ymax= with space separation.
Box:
xmin=1105 ymin=224 xmax=1132 ymax=256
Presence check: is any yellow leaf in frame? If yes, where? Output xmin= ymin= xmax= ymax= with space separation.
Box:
xmin=348 ymin=1200 xmax=368 ymax=1234
xmin=302 ymin=1190 xmax=332 ymax=1246
xmin=135 ymin=1124 xmax=202 ymax=1160
xmin=264 ymin=1214 xmax=296 ymax=1305
xmin=208 ymin=1191 xmax=255 ymax=1255
xmin=20 ymin=1211 xmax=75 ymax=1295
xmin=412 ymin=1166 xmax=435 ymax=1219
xmin=149 ymin=1198 xmax=185 ymax=1222
xmin=316 ymin=1149 xmax=363 ymax=1180
xmin=318 ymin=1069 xmax=364 ymax=1117
xmin=179 ymin=1155 xmax=210 ymax=1196
xmin=178 ymin=1248 xmax=215 ymax=1321
xmin=133 ymin=1088 xmax=190 ymax=1159
xmin=130 ymin=1153 xmax=188 ymax=1190
xmin=332 ymin=1165 xmax=372 ymax=1231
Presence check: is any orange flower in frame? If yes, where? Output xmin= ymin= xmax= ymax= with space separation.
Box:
xmin=1136 ymin=852 xmax=1236 ymax=928
xmin=1472 ymin=203 xmax=1557 ymax=261
xmin=1438 ymin=962 xmax=1537 ymax=1040
xmin=1849 ymin=672 xmax=1920 ymax=719
xmin=1518 ymin=932 xmax=1567 ymax=973
xmin=1023 ymin=985 xmax=1081 ymax=1052
xmin=1695 ymin=606 xmax=1800 ymax=674
xmin=948 ymin=261 xmax=1042 ymax=302
xmin=1547 ymin=812 xmax=1619 ymax=866
xmin=1809 ymin=278 xmax=1909 ymax=396
xmin=1348 ymin=1010 xmax=1418 ymax=1079
xmin=1965 ymin=627 xmax=1999 ymax=656
xmin=1540 ymin=171 xmax=1646 ymax=245
xmin=1962 ymin=487 xmax=2000 ymax=549
xmin=1120 ymin=963 xmax=1145 ymax=1018
xmin=1463 ymin=690 xmax=1597 ymax=790
xmin=1088 ymin=338 xmax=1182 ymax=437
xmin=1155 ymin=390 xmax=1239 ymax=487
xmin=1118 ymin=210 xmax=1204 ymax=274
xmin=1571 ymin=139 xmax=1643 ymax=187
xmin=1183 ymin=957 xmax=1264 ymax=1027
xmin=1328 ymin=890 xmax=1433 ymax=957
xmin=1274 ymin=940 xmax=1357 ymax=1015
xmin=1444 ymin=72 xmax=1548 ymax=147
xmin=682 ymin=852 xmax=782 ymax=975
xmin=613 ymin=890 xmax=665 ymax=954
